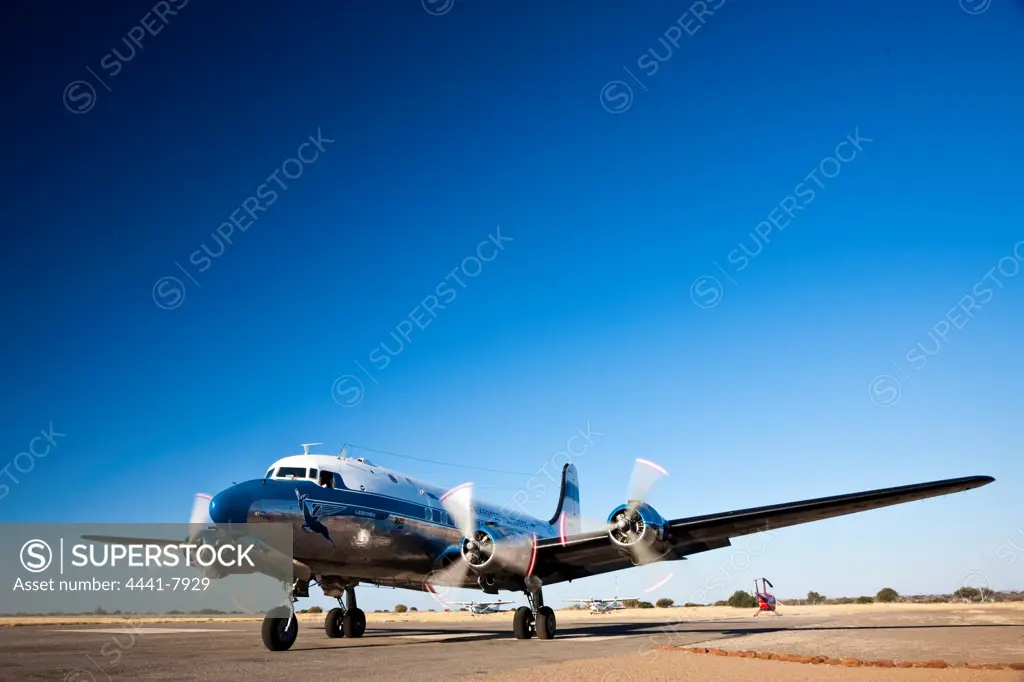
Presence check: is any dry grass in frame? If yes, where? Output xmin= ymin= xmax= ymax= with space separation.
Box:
xmin=1 ymin=601 xmax=1020 ymax=628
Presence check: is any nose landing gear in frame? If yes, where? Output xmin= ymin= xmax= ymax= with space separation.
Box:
xmin=261 ymin=581 xmax=365 ymax=651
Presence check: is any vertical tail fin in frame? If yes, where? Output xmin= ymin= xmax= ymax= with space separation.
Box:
xmin=548 ymin=463 xmax=581 ymax=537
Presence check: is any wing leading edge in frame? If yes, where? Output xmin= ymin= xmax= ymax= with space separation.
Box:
xmin=531 ymin=475 xmax=994 ymax=585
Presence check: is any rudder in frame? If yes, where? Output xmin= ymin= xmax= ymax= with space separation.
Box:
xmin=548 ymin=463 xmax=581 ymax=536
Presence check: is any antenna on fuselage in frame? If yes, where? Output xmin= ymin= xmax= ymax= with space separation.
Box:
xmin=300 ymin=442 xmax=323 ymax=456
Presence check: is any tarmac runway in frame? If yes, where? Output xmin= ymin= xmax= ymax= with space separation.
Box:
xmin=1 ymin=610 xmax=1022 ymax=681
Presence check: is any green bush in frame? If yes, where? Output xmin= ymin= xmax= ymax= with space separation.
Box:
xmin=807 ymin=591 xmax=826 ymax=605
xmin=655 ymin=598 xmax=675 ymax=608
xmin=394 ymin=604 xmax=408 ymax=613
xmin=855 ymin=596 xmax=873 ymax=604
xmin=875 ymin=588 xmax=899 ymax=603
xmin=727 ymin=590 xmax=757 ymax=609
xmin=637 ymin=601 xmax=655 ymax=609
xmin=682 ymin=603 xmax=703 ymax=607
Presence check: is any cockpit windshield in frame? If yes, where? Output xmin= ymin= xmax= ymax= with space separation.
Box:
xmin=275 ymin=467 xmax=308 ymax=479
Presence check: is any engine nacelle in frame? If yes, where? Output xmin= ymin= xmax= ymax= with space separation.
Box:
xmin=606 ymin=502 xmax=667 ymax=550
xmin=460 ymin=526 xmax=533 ymax=574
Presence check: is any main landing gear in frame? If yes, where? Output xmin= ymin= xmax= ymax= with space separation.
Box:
xmin=513 ymin=580 xmax=556 ymax=640
xmin=325 ymin=586 xmax=366 ymax=639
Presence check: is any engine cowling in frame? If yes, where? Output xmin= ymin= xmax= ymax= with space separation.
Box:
xmin=606 ymin=502 xmax=667 ymax=551
xmin=460 ymin=526 xmax=533 ymax=574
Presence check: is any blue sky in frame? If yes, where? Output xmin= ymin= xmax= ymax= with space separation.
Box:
xmin=2 ymin=0 xmax=1022 ymax=611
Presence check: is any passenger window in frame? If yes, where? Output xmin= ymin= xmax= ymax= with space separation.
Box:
xmin=310 ymin=468 xmax=318 ymax=480
xmin=387 ymin=474 xmax=398 ymax=483
xmin=317 ymin=470 xmax=334 ymax=488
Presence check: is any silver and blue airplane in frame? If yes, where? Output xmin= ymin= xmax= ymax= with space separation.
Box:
xmin=170 ymin=443 xmax=990 ymax=651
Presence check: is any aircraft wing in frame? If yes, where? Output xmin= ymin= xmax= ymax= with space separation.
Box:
xmin=531 ymin=475 xmax=993 ymax=585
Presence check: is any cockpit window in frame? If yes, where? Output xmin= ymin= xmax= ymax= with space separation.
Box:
xmin=317 ymin=469 xmax=334 ymax=488
xmin=310 ymin=468 xmax=318 ymax=479
xmin=387 ymin=474 xmax=398 ymax=483
xmin=276 ymin=467 xmax=307 ymax=479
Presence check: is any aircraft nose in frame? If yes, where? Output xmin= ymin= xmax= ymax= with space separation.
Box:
xmin=209 ymin=484 xmax=252 ymax=525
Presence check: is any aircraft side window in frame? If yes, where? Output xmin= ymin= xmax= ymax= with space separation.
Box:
xmin=333 ymin=472 xmax=346 ymax=489
xmin=387 ymin=474 xmax=398 ymax=484
xmin=310 ymin=468 xmax=318 ymax=480
xmin=318 ymin=470 xmax=334 ymax=488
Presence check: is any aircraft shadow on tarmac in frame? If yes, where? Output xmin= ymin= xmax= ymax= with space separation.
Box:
xmin=295 ymin=619 xmax=1023 ymax=652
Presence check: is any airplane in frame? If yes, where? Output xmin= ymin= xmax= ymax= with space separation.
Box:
xmin=448 ymin=600 xmax=515 ymax=615
xmin=87 ymin=442 xmax=994 ymax=651
xmin=563 ymin=597 xmax=629 ymax=613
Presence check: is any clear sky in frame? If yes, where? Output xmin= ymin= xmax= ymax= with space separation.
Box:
xmin=2 ymin=0 xmax=1022 ymax=611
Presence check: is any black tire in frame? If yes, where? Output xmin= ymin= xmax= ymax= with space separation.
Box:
xmin=324 ymin=608 xmax=345 ymax=638
xmin=536 ymin=606 xmax=556 ymax=639
xmin=513 ymin=606 xmax=534 ymax=639
xmin=343 ymin=607 xmax=366 ymax=638
xmin=261 ymin=615 xmax=299 ymax=651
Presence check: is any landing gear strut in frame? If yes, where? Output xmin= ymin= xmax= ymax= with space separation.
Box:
xmin=514 ymin=579 xmax=555 ymax=640
xmin=262 ymin=579 xmax=302 ymax=651
xmin=325 ymin=586 xmax=365 ymax=639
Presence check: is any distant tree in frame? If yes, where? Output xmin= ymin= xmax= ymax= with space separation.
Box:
xmin=954 ymin=587 xmax=980 ymax=601
xmin=394 ymin=604 xmax=408 ymax=613
xmin=727 ymin=590 xmax=757 ymax=609
xmin=875 ymin=588 xmax=899 ymax=603
xmin=855 ymin=596 xmax=874 ymax=604
xmin=637 ymin=601 xmax=655 ymax=609
xmin=409 ymin=607 xmax=418 ymax=612
xmin=683 ymin=603 xmax=703 ymax=608
xmin=655 ymin=598 xmax=675 ymax=608
xmin=712 ymin=600 xmax=728 ymax=607
xmin=807 ymin=591 xmax=826 ymax=605
xmin=301 ymin=606 xmax=323 ymax=614
xmin=94 ymin=606 xmax=108 ymax=615
xmin=621 ymin=599 xmax=639 ymax=609
xmin=954 ymin=586 xmax=992 ymax=602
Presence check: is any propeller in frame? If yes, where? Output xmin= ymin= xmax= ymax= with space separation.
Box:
xmin=603 ymin=458 xmax=670 ymax=566
xmin=188 ymin=493 xmax=214 ymax=543
xmin=425 ymin=483 xmax=476 ymax=604
xmin=428 ymin=481 xmax=538 ymax=597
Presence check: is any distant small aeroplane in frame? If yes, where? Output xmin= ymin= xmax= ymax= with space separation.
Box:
xmin=564 ymin=597 xmax=630 ymax=613
xmin=449 ymin=600 xmax=515 ymax=615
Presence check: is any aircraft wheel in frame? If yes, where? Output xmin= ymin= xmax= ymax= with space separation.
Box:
xmin=261 ymin=614 xmax=299 ymax=651
xmin=536 ymin=606 xmax=556 ymax=639
xmin=343 ymin=607 xmax=366 ymax=638
xmin=513 ymin=606 xmax=534 ymax=639
xmin=324 ymin=607 xmax=345 ymax=638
